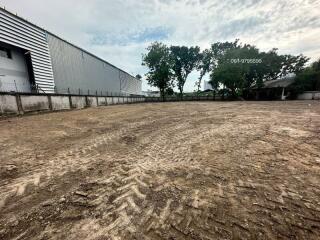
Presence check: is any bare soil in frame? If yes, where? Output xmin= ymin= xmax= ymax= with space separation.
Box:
xmin=0 ymin=101 xmax=320 ymax=240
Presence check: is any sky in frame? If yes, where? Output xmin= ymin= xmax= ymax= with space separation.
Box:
xmin=0 ymin=0 xmax=319 ymax=92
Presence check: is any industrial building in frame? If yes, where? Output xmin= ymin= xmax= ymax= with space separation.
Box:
xmin=0 ymin=7 xmax=141 ymax=95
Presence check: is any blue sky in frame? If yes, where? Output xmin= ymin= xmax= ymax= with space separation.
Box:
xmin=0 ymin=0 xmax=319 ymax=92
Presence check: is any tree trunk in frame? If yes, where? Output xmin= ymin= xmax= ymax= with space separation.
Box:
xmin=178 ymin=78 xmax=187 ymax=100
xmin=178 ymin=85 xmax=183 ymax=100
xmin=197 ymin=75 xmax=203 ymax=95
xmin=231 ymin=88 xmax=237 ymax=99
xmin=160 ymin=88 xmax=165 ymax=102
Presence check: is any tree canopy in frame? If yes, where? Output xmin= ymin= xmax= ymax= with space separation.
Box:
xmin=196 ymin=49 xmax=213 ymax=92
xmin=209 ymin=42 xmax=309 ymax=98
xmin=135 ymin=74 xmax=142 ymax=80
xmin=142 ymin=42 xmax=173 ymax=100
xmin=142 ymin=40 xmax=310 ymax=99
xmin=290 ymin=58 xmax=320 ymax=94
xmin=170 ymin=46 xmax=201 ymax=96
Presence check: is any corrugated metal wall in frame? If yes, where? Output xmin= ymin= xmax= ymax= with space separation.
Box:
xmin=0 ymin=8 xmax=55 ymax=93
xmin=120 ymin=71 xmax=142 ymax=95
xmin=47 ymin=33 xmax=121 ymax=94
xmin=0 ymin=7 xmax=141 ymax=95
xmin=47 ymin=33 xmax=141 ymax=95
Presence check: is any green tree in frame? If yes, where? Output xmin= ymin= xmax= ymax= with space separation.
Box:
xmin=209 ymin=43 xmax=260 ymax=97
xmin=210 ymin=46 xmax=253 ymax=98
xmin=196 ymin=40 xmax=241 ymax=93
xmin=208 ymin=40 xmax=309 ymax=99
xmin=257 ymin=49 xmax=308 ymax=82
xmin=170 ymin=46 xmax=201 ymax=96
xmin=135 ymin=74 xmax=142 ymax=80
xmin=142 ymin=42 xmax=173 ymax=101
xmin=210 ymin=39 xmax=241 ymax=66
xmin=291 ymin=58 xmax=320 ymax=93
xmin=165 ymin=87 xmax=175 ymax=96
xmin=196 ymin=49 xmax=213 ymax=93
xmin=311 ymin=59 xmax=320 ymax=71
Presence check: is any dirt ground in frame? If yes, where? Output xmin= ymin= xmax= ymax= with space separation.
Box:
xmin=0 ymin=101 xmax=320 ymax=240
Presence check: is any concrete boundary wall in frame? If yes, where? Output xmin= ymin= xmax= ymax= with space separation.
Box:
xmin=71 ymin=96 xmax=86 ymax=109
xmin=4 ymin=92 xmax=314 ymax=117
xmin=0 ymin=92 xmax=146 ymax=116
xmin=97 ymin=97 xmax=107 ymax=106
xmin=51 ymin=96 xmax=70 ymax=111
xmin=106 ymin=97 xmax=113 ymax=105
xmin=297 ymin=91 xmax=320 ymax=100
xmin=87 ymin=96 xmax=98 ymax=107
xmin=20 ymin=95 xmax=50 ymax=113
xmin=0 ymin=95 xmax=18 ymax=115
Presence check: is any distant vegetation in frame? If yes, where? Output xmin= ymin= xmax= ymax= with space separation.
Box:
xmin=290 ymin=59 xmax=320 ymax=95
xmin=142 ymin=39 xmax=318 ymax=100
xmin=135 ymin=74 xmax=142 ymax=80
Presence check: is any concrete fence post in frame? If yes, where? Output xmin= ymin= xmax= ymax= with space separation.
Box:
xmin=15 ymin=93 xmax=23 ymax=115
xmin=85 ymin=95 xmax=89 ymax=107
xmin=69 ymin=95 xmax=73 ymax=109
xmin=48 ymin=95 xmax=53 ymax=111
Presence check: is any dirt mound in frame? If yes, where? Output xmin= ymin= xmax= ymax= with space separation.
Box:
xmin=1 ymin=101 xmax=320 ymax=239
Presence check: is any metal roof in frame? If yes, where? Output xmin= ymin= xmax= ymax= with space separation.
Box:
xmin=262 ymin=77 xmax=295 ymax=88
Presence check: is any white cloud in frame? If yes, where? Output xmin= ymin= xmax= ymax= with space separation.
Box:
xmin=0 ymin=0 xmax=319 ymax=91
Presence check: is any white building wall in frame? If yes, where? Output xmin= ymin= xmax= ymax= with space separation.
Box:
xmin=0 ymin=44 xmax=30 ymax=92
xmin=297 ymin=91 xmax=320 ymax=100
